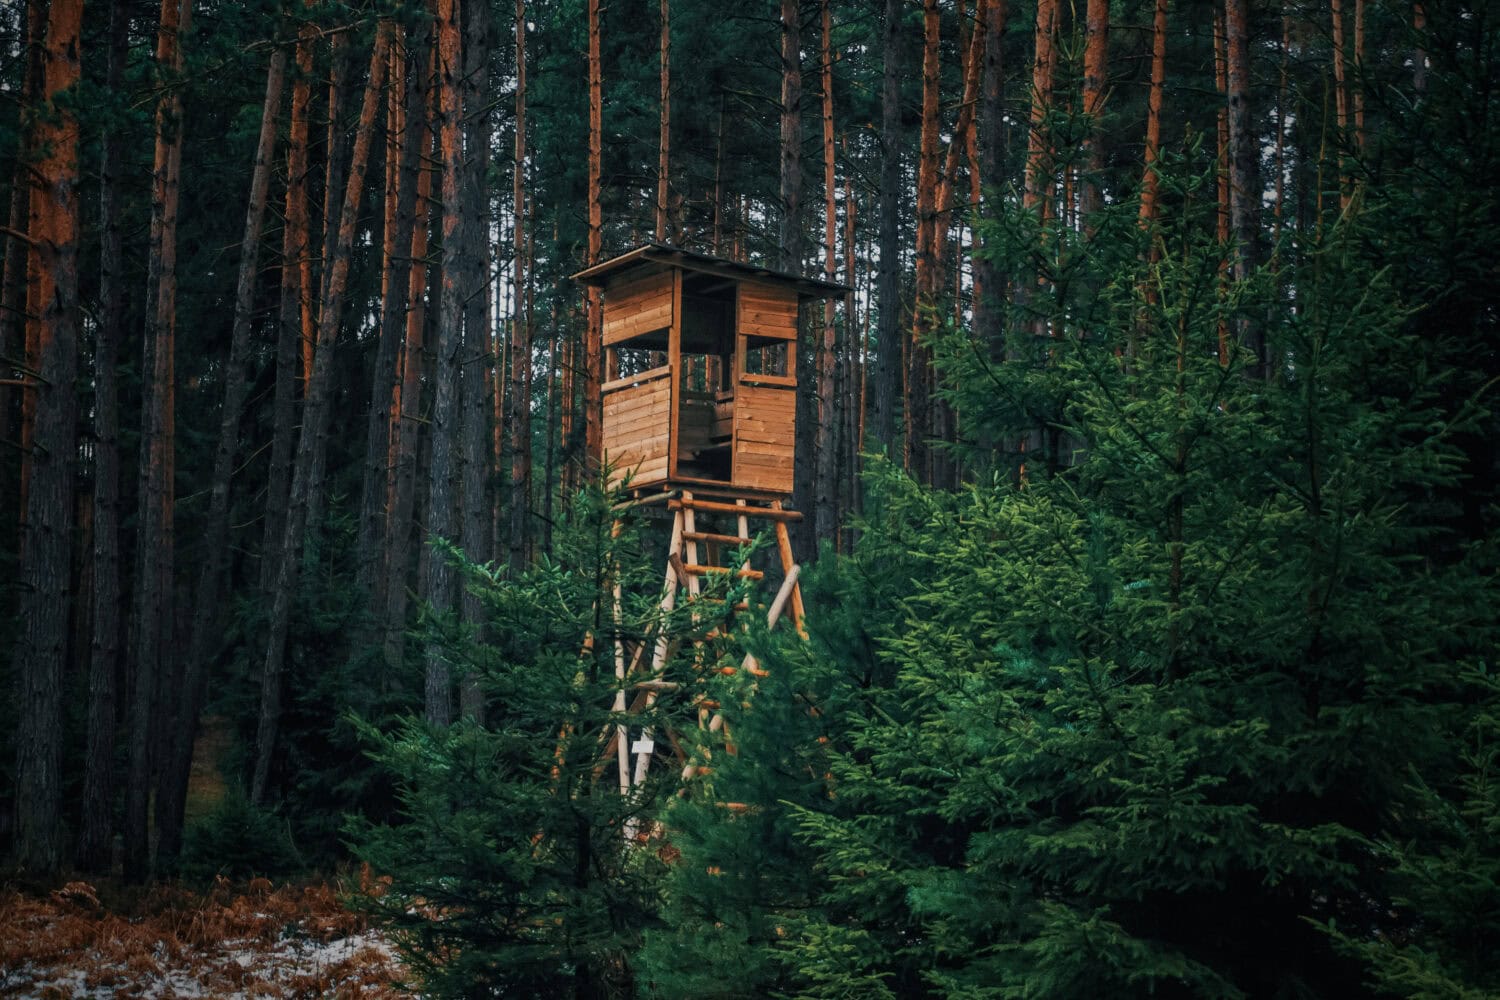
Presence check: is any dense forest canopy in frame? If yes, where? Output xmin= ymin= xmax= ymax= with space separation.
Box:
xmin=3 ymin=0 xmax=1499 ymax=996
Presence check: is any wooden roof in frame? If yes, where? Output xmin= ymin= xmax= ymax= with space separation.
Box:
xmin=571 ymin=242 xmax=851 ymax=299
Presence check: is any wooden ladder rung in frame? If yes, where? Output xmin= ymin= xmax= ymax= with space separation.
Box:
xmin=683 ymin=530 xmax=753 ymax=546
xmin=682 ymin=564 xmax=764 ymax=580
xmin=671 ymin=498 xmax=802 ymax=521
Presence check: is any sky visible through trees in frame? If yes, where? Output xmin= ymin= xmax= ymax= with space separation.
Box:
xmin=2 ymin=0 xmax=1499 ymax=996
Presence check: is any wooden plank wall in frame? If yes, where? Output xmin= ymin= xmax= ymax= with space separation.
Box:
xmin=603 ymin=372 xmax=671 ymax=487
xmin=733 ymin=383 xmax=796 ymax=493
xmin=603 ymin=267 xmax=674 ymax=345
xmin=736 ymin=281 xmax=798 ymax=340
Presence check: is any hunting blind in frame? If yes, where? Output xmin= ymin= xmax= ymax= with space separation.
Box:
xmin=574 ymin=243 xmax=849 ymax=497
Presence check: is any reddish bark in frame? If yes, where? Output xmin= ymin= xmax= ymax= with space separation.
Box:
xmin=11 ymin=0 xmax=81 ymax=875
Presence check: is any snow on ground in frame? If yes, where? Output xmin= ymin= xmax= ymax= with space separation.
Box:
xmin=0 ymin=879 xmax=410 ymax=998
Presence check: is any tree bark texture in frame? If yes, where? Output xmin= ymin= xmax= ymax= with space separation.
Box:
xmin=1225 ymin=0 xmax=1264 ymax=371
xmin=509 ymin=0 xmax=532 ymax=572
xmin=813 ymin=0 xmax=838 ymax=547
xmin=1080 ymin=0 xmax=1109 ymax=223
xmin=1138 ymin=0 xmax=1168 ymax=234
xmin=656 ymin=0 xmax=671 ymax=242
xmin=583 ymin=0 xmax=603 ymax=474
xmin=872 ymin=0 xmax=903 ymax=454
xmin=421 ymin=0 xmax=465 ymax=727
xmin=254 ymin=25 xmax=391 ymax=802
xmin=905 ymin=0 xmax=940 ymax=483
xmin=127 ymin=0 xmax=190 ymax=882
xmin=10 ymin=0 xmax=81 ymax=876
xmin=78 ymin=0 xmax=130 ymax=875
xmin=156 ymin=41 xmax=287 ymax=870
xmin=777 ymin=0 xmax=803 ymax=272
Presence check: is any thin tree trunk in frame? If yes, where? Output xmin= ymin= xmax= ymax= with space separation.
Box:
xmin=308 ymin=33 xmax=352 ymax=388
xmin=77 ymin=0 xmax=130 ymax=875
xmin=1024 ymin=0 xmax=1057 ymax=218
xmin=906 ymin=0 xmax=941 ymax=482
xmin=778 ymin=0 xmax=803 ymax=271
xmin=872 ymin=0 xmax=903 ymax=453
xmin=156 ymin=42 xmax=288 ymax=870
xmin=972 ymin=0 xmax=1006 ymax=354
xmin=263 ymin=20 xmax=316 ymax=594
xmin=384 ymin=34 xmax=435 ymax=676
xmin=814 ymin=0 xmax=837 ymax=544
xmin=1412 ymin=2 xmax=1427 ymax=96
xmin=712 ymin=96 xmax=725 ymax=255
xmin=1080 ymin=0 xmax=1109 ymax=223
xmin=458 ymin=0 xmax=491 ymax=723
xmin=126 ymin=0 xmax=191 ymax=882
xmin=356 ymin=26 xmax=421 ymax=626
xmin=254 ymin=26 xmax=391 ymax=802
xmin=1138 ymin=0 xmax=1168 ymax=234
xmin=1225 ymin=0 xmax=1263 ymax=370
xmin=1330 ymin=0 xmax=1349 ymax=207
xmin=656 ymin=0 xmax=671 ymax=242
xmin=583 ymin=0 xmax=602 ymax=474
xmin=509 ymin=0 xmax=531 ymax=571
xmin=10 ymin=0 xmax=81 ymax=875
xmin=421 ymin=0 xmax=465 ymax=727
xmin=1213 ymin=6 xmax=1230 ymax=365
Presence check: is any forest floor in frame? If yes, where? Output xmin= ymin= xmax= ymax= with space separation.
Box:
xmin=0 ymin=874 xmax=407 ymax=998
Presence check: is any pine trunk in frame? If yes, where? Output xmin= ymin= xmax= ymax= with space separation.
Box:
xmin=421 ymin=0 xmax=465 ymax=727
xmin=777 ymin=0 xmax=803 ymax=271
xmin=458 ymin=0 xmax=491 ymax=724
xmin=127 ymin=0 xmax=191 ymax=881
xmin=871 ymin=0 xmax=903 ymax=453
xmin=656 ymin=0 xmax=670 ymax=242
xmin=971 ymin=0 xmax=1006 ymax=354
xmin=1138 ymin=0 xmax=1168 ymax=233
xmin=509 ymin=0 xmax=531 ymax=572
xmin=906 ymin=0 xmax=940 ymax=482
xmin=263 ymin=21 xmax=316 ymax=594
xmin=10 ymin=0 xmax=81 ymax=875
xmin=1081 ymin=0 xmax=1109 ymax=223
xmin=1225 ymin=0 xmax=1263 ymax=371
xmin=356 ymin=26 xmax=421 ymax=625
xmin=583 ymin=0 xmax=603 ymax=474
xmin=156 ymin=43 xmax=287 ymax=870
xmin=253 ymin=26 xmax=391 ymax=802
xmin=813 ymin=0 xmax=837 ymax=545
xmin=77 ymin=0 xmax=130 ymax=875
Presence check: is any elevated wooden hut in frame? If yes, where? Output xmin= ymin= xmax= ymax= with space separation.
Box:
xmin=573 ymin=244 xmax=849 ymax=498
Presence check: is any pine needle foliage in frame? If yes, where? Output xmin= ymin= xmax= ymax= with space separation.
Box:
xmin=352 ymin=482 xmax=741 ymax=999
xmin=742 ymin=172 xmax=1500 ymax=998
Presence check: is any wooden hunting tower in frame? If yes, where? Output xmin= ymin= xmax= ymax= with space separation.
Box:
xmin=573 ymin=244 xmax=849 ymax=497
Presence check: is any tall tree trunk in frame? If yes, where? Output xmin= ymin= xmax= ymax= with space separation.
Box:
xmin=156 ymin=42 xmax=288 ymax=871
xmin=1412 ymin=2 xmax=1427 ymax=96
xmin=1 ymin=0 xmax=43 ymax=515
xmin=813 ymin=0 xmax=838 ymax=545
xmin=308 ymin=33 xmax=352 ymax=388
xmin=262 ymin=19 xmax=316 ymax=595
xmin=906 ymin=0 xmax=940 ymax=482
xmin=384 ymin=67 xmax=435 ymax=676
xmin=583 ymin=0 xmax=602 ymax=474
xmin=871 ymin=0 xmax=903 ymax=453
xmin=421 ymin=0 xmax=465 ymax=727
xmin=1332 ymin=0 xmax=1356 ymax=203
xmin=1024 ymin=0 xmax=1057 ymax=218
xmin=77 ymin=0 xmax=130 ymax=875
xmin=656 ymin=0 xmax=671 ymax=242
xmin=777 ymin=0 xmax=803 ymax=271
xmin=126 ymin=0 xmax=191 ymax=882
xmin=356 ymin=26 xmax=422 ymax=629
xmin=1080 ymin=0 xmax=1109 ymax=223
xmin=1138 ymin=0 xmax=1168 ymax=234
xmin=509 ymin=0 xmax=531 ymax=571
xmin=971 ymin=0 xmax=1006 ymax=356
xmin=10 ymin=0 xmax=81 ymax=876
xmin=253 ymin=26 xmax=391 ymax=802
xmin=458 ymin=0 xmax=492 ymax=723
xmin=1213 ymin=6 xmax=1230 ymax=365
xmin=1225 ymin=0 xmax=1263 ymax=371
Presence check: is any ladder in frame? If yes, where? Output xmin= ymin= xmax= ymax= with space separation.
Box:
xmin=607 ymin=490 xmax=805 ymax=831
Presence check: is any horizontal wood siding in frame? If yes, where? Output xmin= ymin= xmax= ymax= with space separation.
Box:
xmin=733 ymin=383 xmax=795 ymax=493
xmin=603 ymin=375 xmax=671 ymax=487
xmin=603 ymin=267 xmax=674 ymax=345
xmin=736 ymin=281 xmax=799 ymax=340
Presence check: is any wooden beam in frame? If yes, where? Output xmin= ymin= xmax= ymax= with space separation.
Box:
xmin=671 ymin=496 xmax=803 ymax=520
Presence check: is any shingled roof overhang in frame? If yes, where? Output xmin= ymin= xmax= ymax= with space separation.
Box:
xmin=571 ymin=242 xmax=851 ymax=299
